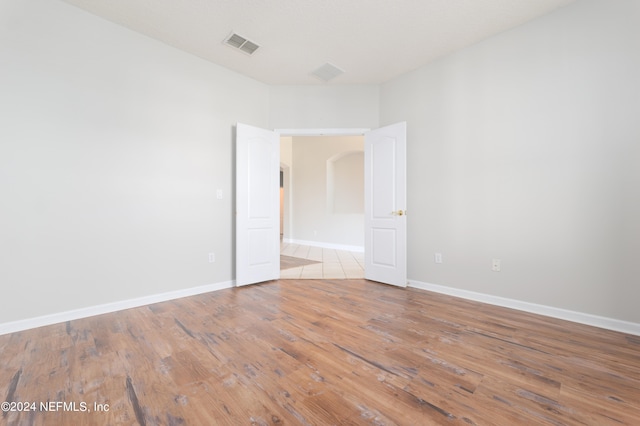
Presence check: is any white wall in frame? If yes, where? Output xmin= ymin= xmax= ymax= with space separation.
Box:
xmin=381 ymin=0 xmax=640 ymax=323
xmin=289 ymin=136 xmax=364 ymax=248
xmin=280 ymin=137 xmax=294 ymax=168
xmin=329 ymin=151 xmax=364 ymax=215
xmin=0 ymin=0 xmax=269 ymax=324
xmin=269 ymin=85 xmax=379 ymax=129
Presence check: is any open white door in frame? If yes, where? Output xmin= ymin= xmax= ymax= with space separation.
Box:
xmin=236 ymin=123 xmax=280 ymax=286
xmin=364 ymin=122 xmax=407 ymax=287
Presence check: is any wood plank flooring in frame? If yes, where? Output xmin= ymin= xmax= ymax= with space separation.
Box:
xmin=1 ymin=279 xmax=639 ymax=425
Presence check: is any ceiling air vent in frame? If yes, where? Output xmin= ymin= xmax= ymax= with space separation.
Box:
xmin=224 ymin=32 xmax=260 ymax=55
xmin=311 ymin=63 xmax=344 ymax=82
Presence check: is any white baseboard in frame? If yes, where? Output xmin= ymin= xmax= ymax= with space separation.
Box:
xmin=7 ymin=279 xmax=637 ymax=338
xmin=283 ymin=238 xmax=364 ymax=253
xmin=0 ymin=280 xmax=235 ymax=336
xmin=408 ymin=280 xmax=640 ymax=337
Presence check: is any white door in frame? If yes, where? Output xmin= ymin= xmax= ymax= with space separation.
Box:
xmin=235 ymin=123 xmax=280 ymax=286
xmin=364 ymin=122 xmax=407 ymax=287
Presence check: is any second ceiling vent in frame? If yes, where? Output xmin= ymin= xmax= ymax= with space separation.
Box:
xmin=224 ymin=32 xmax=260 ymax=55
xmin=311 ymin=63 xmax=344 ymax=82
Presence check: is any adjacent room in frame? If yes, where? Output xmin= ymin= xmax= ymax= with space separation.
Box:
xmin=1 ymin=0 xmax=639 ymax=424
xmin=280 ymin=135 xmax=365 ymax=280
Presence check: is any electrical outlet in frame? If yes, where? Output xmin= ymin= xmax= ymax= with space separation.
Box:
xmin=208 ymin=253 xmax=216 ymax=263
xmin=492 ymin=258 xmax=501 ymax=272
xmin=434 ymin=253 xmax=443 ymax=264
xmin=216 ymin=189 xmax=223 ymax=199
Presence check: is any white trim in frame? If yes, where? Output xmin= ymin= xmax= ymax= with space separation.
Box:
xmin=0 ymin=281 xmax=235 ymax=336
xmin=283 ymin=238 xmax=364 ymax=253
xmin=275 ymin=128 xmax=370 ymax=136
xmin=408 ymin=280 xmax=640 ymax=337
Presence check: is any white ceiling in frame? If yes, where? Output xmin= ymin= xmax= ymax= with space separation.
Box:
xmin=61 ymin=0 xmax=576 ymax=85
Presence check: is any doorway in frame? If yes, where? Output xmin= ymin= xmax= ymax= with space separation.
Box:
xmin=279 ymin=134 xmax=365 ymax=279
xmin=236 ymin=122 xmax=406 ymax=288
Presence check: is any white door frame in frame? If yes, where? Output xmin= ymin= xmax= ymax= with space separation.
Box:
xmin=276 ymin=128 xmax=371 ymax=137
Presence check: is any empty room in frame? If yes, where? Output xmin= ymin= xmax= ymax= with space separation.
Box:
xmin=1 ymin=0 xmax=639 ymax=424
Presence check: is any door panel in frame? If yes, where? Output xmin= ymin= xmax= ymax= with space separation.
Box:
xmin=371 ymin=228 xmax=397 ymax=267
xmin=236 ymin=123 xmax=280 ymax=286
xmin=365 ymin=122 xmax=407 ymax=287
xmin=371 ymin=138 xmax=396 ymax=217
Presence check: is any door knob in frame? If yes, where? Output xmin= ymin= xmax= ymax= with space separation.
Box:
xmin=392 ymin=210 xmax=406 ymax=216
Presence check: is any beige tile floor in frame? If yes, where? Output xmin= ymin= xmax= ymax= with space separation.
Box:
xmin=280 ymin=242 xmax=365 ymax=279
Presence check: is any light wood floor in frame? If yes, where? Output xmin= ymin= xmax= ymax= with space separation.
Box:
xmin=1 ymin=279 xmax=639 ymax=425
